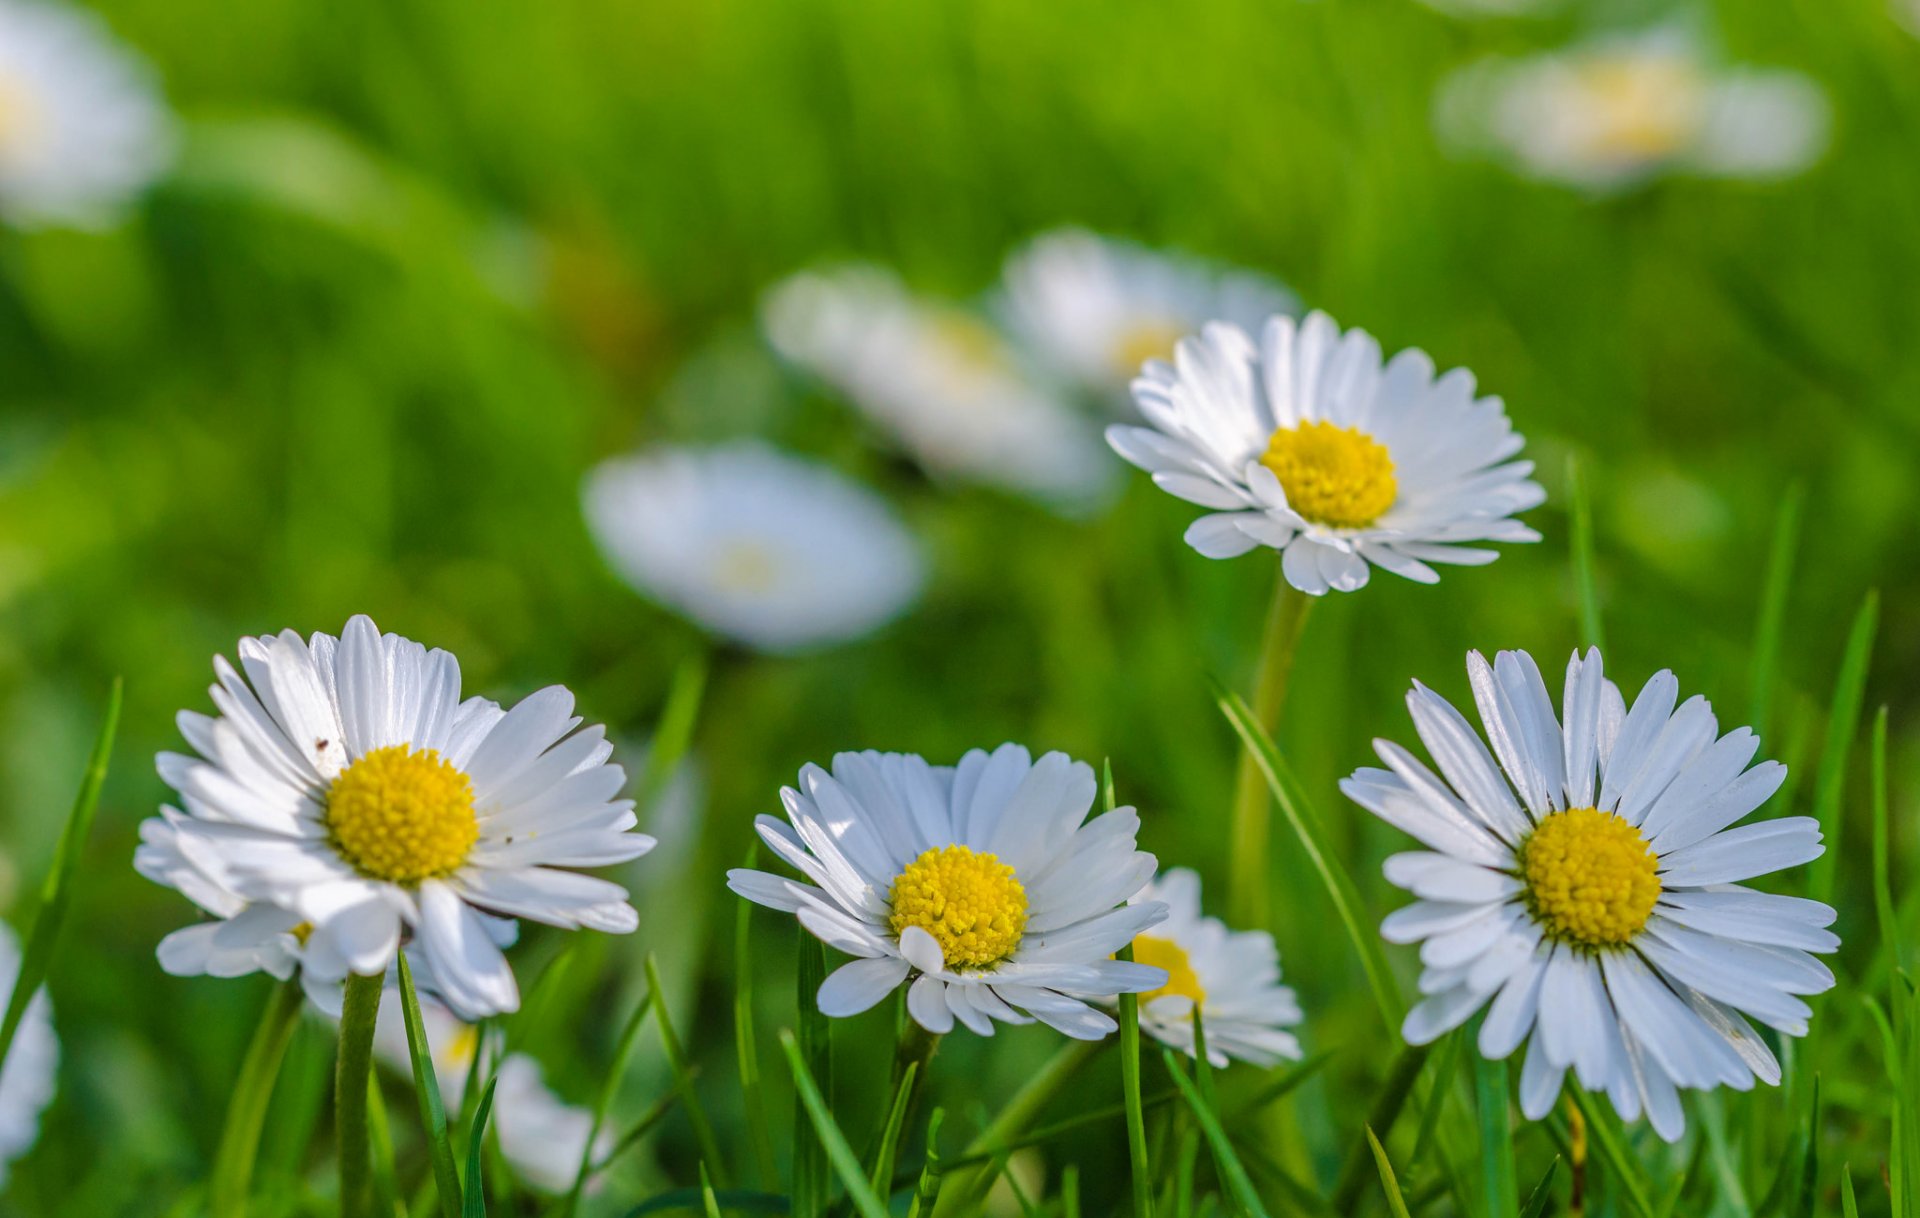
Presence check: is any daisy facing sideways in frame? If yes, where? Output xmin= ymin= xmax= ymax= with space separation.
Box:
xmin=143 ymin=615 xmax=653 ymax=1019
xmin=999 ymin=229 xmax=1297 ymax=406
xmin=0 ymin=0 xmax=174 ymax=227
xmin=583 ymin=442 xmax=926 ymax=654
xmin=762 ymin=265 xmax=1116 ymax=510
xmin=1126 ymin=869 xmax=1302 ymax=1067
xmin=729 ymin=745 xmax=1169 ymax=1039
xmin=1436 ymin=27 xmax=1827 ymax=192
xmin=0 ymin=923 xmax=55 ymax=1187
xmin=1343 ymin=648 xmax=1836 ymax=1140
xmin=1109 ymin=310 xmax=1543 ymax=594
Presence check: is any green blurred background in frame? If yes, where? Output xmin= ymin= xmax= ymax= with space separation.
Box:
xmin=0 ymin=0 xmax=1916 ymax=1213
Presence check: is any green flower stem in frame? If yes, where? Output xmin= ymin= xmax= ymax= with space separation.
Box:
xmin=931 ymin=1037 xmax=1102 ymax=1217
xmin=1227 ymin=573 xmax=1314 ymax=929
xmin=209 ymin=977 xmax=306 ymax=1218
xmin=336 ymin=971 xmax=384 ymax=1218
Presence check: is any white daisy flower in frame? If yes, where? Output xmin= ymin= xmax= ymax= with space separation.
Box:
xmin=0 ymin=0 xmax=173 ymax=228
xmin=583 ymin=442 xmax=926 ymax=654
xmin=761 ymin=265 xmax=1117 ymax=509
xmin=370 ymin=998 xmax=612 ymax=1194
xmin=728 ymin=745 xmax=1170 ymax=1039
xmin=1108 ymin=310 xmax=1543 ymax=594
xmin=144 ymin=615 xmax=653 ymax=1019
xmin=999 ymin=229 xmax=1297 ymax=406
xmin=0 ymin=923 xmax=55 ymax=1187
xmin=1343 ymin=647 xmax=1838 ymax=1141
xmin=1126 ymin=869 xmax=1302 ymax=1067
xmin=1436 ymin=28 xmax=1828 ymax=192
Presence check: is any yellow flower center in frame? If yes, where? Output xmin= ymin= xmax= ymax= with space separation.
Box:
xmin=1520 ymin=807 xmax=1661 ymax=949
xmin=1259 ymin=420 xmax=1398 ymax=528
xmin=1132 ymin=934 xmax=1206 ymax=1005
xmin=713 ymin=541 xmax=780 ymax=594
xmin=1109 ymin=320 xmax=1188 ymax=378
xmin=887 ymin=844 xmax=1028 ymax=970
xmin=1574 ymin=56 xmax=1703 ymax=161
xmin=325 ymin=745 xmax=479 ymax=885
xmin=0 ymin=78 xmax=38 ymax=154
xmin=443 ymin=1023 xmax=480 ymax=1071
xmin=932 ymin=314 xmax=1011 ymax=379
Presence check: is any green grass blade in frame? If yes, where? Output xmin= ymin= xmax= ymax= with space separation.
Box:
xmin=1232 ymin=1051 xmax=1335 ymax=1119
xmin=396 ymin=953 xmax=464 ymax=1218
xmin=1190 ymin=1009 xmax=1216 ymax=1112
xmin=1746 ymin=481 xmax=1804 ymax=737
xmin=365 ymin=1072 xmax=400 ymax=1218
xmin=1840 ymin=1164 xmax=1859 ymax=1218
xmin=1518 ymin=1158 xmax=1560 ymax=1218
xmin=1407 ymin=1030 xmax=1461 ymax=1173
xmin=699 ymin=1164 xmax=723 ymax=1218
xmin=794 ymin=936 xmax=831 ymax=1218
xmin=208 ymin=977 xmax=305 ymax=1218
xmin=1473 ymin=1050 xmax=1518 ymax=1218
xmin=907 ymin=1108 xmax=945 ymax=1218
xmin=1214 ymin=684 xmax=1403 ymax=1028
xmin=1365 ymin=1127 xmax=1414 ymax=1218
xmin=1570 ymin=1091 xmax=1654 ymax=1218
xmin=1330 ymin=1043 xmax=1432 ymax=1213
xmin=733 ymin=847 xmax=779 ymax=1189
xmin=462 ymin=1075 xmax=498 ymax=1218
xmin=0 ymin=678 xmax=120 ymax=1074
xmin=1809 ymin=590 xmax=1878 ymax=904
xmin=1567 ymin=454 xmax=1606 ymax=653
xmin=636 ymin=652 xmax=708 ymax=816
xmin=1796 ymin=1076 xmax=1822 ymax=1218
xmin=779 ymin=1028 xmax=891 ymax=1218
xmin=1874 ymin=707 xmax=1903 ymax=977
xmin=1062 ymin=1165 xmax=1081 ymax=1218
xmin=1111 ymin=769 xmax=1152 ymax=1218
xmin=593 ymin=1077 xmax=688 ymax=1175
xmin=563 ymin=982 xmax=654 ymax=1218
xmin=1163 ymin=1050 xmax=1271 ymax=1218
xmin=869 ymin=1061 xmax=917 ymax=1196
xmin=646 ymin=953 xmax=728 ymax=1185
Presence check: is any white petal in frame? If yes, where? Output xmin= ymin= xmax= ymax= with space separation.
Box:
xmin=817 ymin=957 xmax=911 ymax=1017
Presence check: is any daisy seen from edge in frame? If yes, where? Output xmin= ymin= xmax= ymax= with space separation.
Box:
xmin=144 ymin=615 xmax=653 ymax=1019
xmin=729 ymin=745 xmax=1170 ymax=1039
xmin=1343 ymin=647 xmax=1837 ymax=1140
xmin=1109 ymin=310 xmax=1544 ymax=594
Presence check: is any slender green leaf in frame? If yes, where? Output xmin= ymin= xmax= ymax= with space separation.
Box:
xmin=733 ymin=846 xmax=779 ymax=1189
xmin=870 ymin=1062 xmax=918 ymax=1196
xmin=397 ymin=953 xmax=463 ymax=1218
xmin=1366 ymin=1127 xmax=1414 ymax=1218
xmin=563 ymin=983 xmax=654 ymax=1218
xmin=1232 ymin=1051 xmax=1336 ymax=1119
xmin=365 ymin=1071 xmax=401 ymax=1218
xmin=1518 ymin=1159 xmax=1560 ymax=1218
xmin=1570 ymin=1090 xmax=1653 ymax=1218
xmin=908 ymin=1108 xmax=945 ymax=1218
xmin=698 ymin=1164 xmax=723 ymax=1218
xmin=1474 ymin=1051 xmax=1518 ymax=1218
xmin=1215 ymin=684 xmax=1403 ymax=1028
xmin=1111 ymin=770 xmax=1153 ymax=1218
xmin=462 ymin=1076 xmax=498 ymax=1218
xmin=636 ymin=652 xmax=708 ymax=816
xmin=1746 ymin=481 xmax=1804 ymax=737
xmin=594 ymin=1077 xmax=689 ymax=1175
xmin=779 ymin=1028 xmax=891 ymax=1218
xmin=1874 ymin=707 xmax=1903 ymax=977
xmin=1408 ymin=1030 xmax=1460 ymax=1173
xmin=1796 ymin=1076 xmax=1822 ymax=1218
xmin=1330 ymin=1044 xmax=1431 ymax=1213
xmin=647 ymin=953 xmax=728 ymax=1185
xmin=1062 ymin=1165 xmax=1082 ymax=1218
xmin=1809 ymin=590 xmax=1878 ymax=903
xmin=794 ymin=936 xmax=831 ymax=1218
xmin=1567 ymin=454 xmax=1606 ymax=653
xmin=1164 ymin=1050 xmax=1270 ymax=1218
xmin=1840 ymin=1164 xmax=1859 ymax=1218
xmin=1191 ymin=1009 xmax=1217 ymax=1112
xmin=209 ymin=978 xmax=305 ymax=1218
xmin=619 ymin=1190 xmax=789 ymax=1217
xmin=0 ymin=678 xmax=120 ymax=1074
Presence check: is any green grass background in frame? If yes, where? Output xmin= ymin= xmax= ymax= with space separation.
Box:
xmin=0 ymin=0 xmax=1916 ymax=1213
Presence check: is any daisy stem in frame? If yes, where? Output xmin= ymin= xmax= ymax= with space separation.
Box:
xmin=209 ymin=977 xmax=305 ymax=1218
xmin=336 ymin=971 xmax=384 ymax=1218
xmin=1227 ymin=575 xmax=1314 ymax=928
xmin=1564 ymin=1096 xmax=1587 ymax=1218
xmin=930 ymin=1037 xmax=1102 ymax=1217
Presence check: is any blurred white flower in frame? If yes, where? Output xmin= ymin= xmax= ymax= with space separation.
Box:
xmin=1346 ymin=648 xmax=1838 ymax=1140
xmin=1436 ymin=28 xmax=1828 ymax=191
xmin=999 ymin=229 xmax=1296 ymax=406
xmin=1416 ymin=0 xmax=1556 ymax=16
xmin=584 ymin=443 xmax=925 ymax=655
xmin=1109 ymin=310 xmax=1543 ymax=594
xmin=0 ymin=924 xmax=55 ymax=1187
xmin=1125 ymin=869 xmax=1302 ymax=1067
xmin=0 ymin=0 xmax=173 ymax=227
xmin=370 ymin=997 xmax=611 ymax=1194
xmin=762 ymin=265 xmax=1117 ymax=509
xmin=729 ymin=745 xmax=1169 ymax=1039
xmin=144 ymin=615 xmax=653 ymax=1019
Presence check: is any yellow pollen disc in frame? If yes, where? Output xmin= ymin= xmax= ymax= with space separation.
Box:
xmin=1520 ymin=807 xmax=1661 ymax=949
xmin=1259 ymin=420 xmax=1398 ymax=529
xmin=0 ymin=79 xmax=38 ymax=153
xmin=325 ymin=744 xmax=479 ymax=885
xmin=1110 ymin=320 xmax=1188 ymax=378
xmin=443 ymin=1023 xmax=480 ymax=1071
xmin=933 ymin=314 xmax=1010 ymax=378
xmin=1132 ymin=934 xmax=1206 ymax=1005
xmin=1575 ymin=57 xmax=1703 ymax=161
xmin=887 ymin=844 xmax=1028 ymax=970
xmin=713 ymin=541 xmax=781 ymax=594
